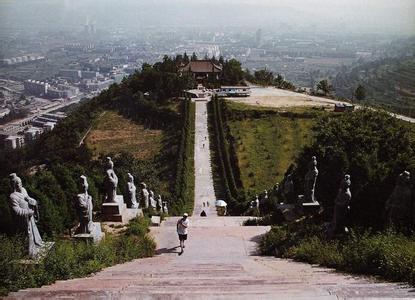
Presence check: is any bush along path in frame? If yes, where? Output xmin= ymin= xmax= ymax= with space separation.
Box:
xmin=171 ymin=99 xmax=196 ymax=215
xmin=208 ymin=96 xmax=246 ymax=213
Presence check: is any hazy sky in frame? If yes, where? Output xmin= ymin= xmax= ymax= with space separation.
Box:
xmin=0 ymin=0 xmax=414 ymax=35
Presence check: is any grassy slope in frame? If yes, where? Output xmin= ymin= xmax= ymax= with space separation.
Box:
xmin=335 ymin=57 xmax=415 ymax=117
xmin=85 ymin=111 xmax=163 ymax=160
xmin=226 ymin=102 xmax=322 ymax=196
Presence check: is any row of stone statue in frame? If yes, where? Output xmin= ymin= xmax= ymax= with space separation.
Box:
xmin=104 ymin=157 xmax=167 ymax=212
xmin=268 ymin=156 xmax=412 ymax=236
xmin=8 ymin=156 xmax=168 ymax=258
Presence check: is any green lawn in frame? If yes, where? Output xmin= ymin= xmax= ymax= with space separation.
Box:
xmin=226 ymin=102 xmax=320 ymax=196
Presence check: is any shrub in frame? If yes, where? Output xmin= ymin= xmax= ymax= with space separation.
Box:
xmin=0 ymin=217 xmax=156 ymax=296
xmin=260 ymin=221 xmax=415 ymax=286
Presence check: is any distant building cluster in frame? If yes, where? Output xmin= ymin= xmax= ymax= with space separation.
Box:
xmin=24 ymin=80 xmax=79 ymax=99
xmin=2 ymin=112 xmax=66 ymax=150
xmin=1 ymin=55 xmax=45 ymax=66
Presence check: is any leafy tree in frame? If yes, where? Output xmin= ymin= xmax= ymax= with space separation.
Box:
xmin=316 ymin=79 xmax=332 ymax=96
xmin=183 ymin=52 xmax=189 ymax=64
xmin=293 ymin=109 xmax=415 ymax=229
xmin=191 ymin=52 xmax=198 ymax=61
xmin=221 ymin=59 xmax=244 ymax=85
xmin=254 ymin=69 xmax=274 ymax=85
xmin=354 ymin=84 xmax=366 ymax=101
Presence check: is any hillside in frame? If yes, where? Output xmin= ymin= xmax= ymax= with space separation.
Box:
xmin=333 ymin=56 xmax=415 ymax=117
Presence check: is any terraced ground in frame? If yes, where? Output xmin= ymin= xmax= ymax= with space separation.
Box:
xmin=85 ymin=110 xmax=163 ymax=160
xmin=334 ymin=57 xmax=415 ymax=117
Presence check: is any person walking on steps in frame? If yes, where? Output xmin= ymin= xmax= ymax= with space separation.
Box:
xmin=177 ymin=213 xmax=189 ymax=255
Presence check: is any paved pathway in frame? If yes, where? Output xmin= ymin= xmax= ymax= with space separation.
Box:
xmin=194 ymin=100 xmax=217 ymax=217
xmin=9 ymin=99 xmax=414 ymax=299
xmin=10 ymin=217 xmax=413 ymax=299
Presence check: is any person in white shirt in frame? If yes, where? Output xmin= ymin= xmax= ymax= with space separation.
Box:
xmin=177 ymin=213 xmax=190 ymax=254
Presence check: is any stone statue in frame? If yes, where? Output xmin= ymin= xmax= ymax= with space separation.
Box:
xmin=274 ymin=183 xmax=279 ymax=192
xmin=329 ymin=175 xmax=352 ymax=237
xmin=385 ymin=171 xmax=412 ymax=228
xmin=75 ymin=175 xmax=94 ymax=234
xmin=162 ymin=201 xmax=168 ymax=214
xmin=9 ymin=173 xmax=43 ymax=258
xmin=103 ymin=157 xmax=118 ymax=203
xmin=304 ymin=156 xmax=318 ymax=203
xmin=140 ymin=182 xmax=149 ymax=208
xmin=255 ymin=195 xmax=260 ymax=209
xmin=127 ymin=173 xmax=139 ymax=209
xmin=157 ymin=194 xmax=162 ymax=211
xmin=149 ymin=190 xmax=157 ymax=209
xmin=283 ymin=173 xmax=295 ymax=204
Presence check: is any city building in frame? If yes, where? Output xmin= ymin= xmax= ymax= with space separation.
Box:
xmin=84 ymin=79 xmax=115 ymax=92
xmin=24 ymin=126 xmax=43 ymax=142
xmin=47 ymin=84 xmax=79 ymax=99
xmin=59 ymin=69 xmax=82 ymax=81
xmin=81 ymin=71 xmax=99 ymax=80
xmin=24 ymin=80 xmax=49 ymax=97
xmin=4 ymin=135 xmax=24 ymax=150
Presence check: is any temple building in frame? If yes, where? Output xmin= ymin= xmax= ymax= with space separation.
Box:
xmin=179 ymin=60 xmax=222 ymax=82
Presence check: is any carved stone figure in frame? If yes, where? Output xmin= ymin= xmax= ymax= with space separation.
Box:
xmin=304 ymin=156 xmax=318 ymax=203
xmin=75 ymin=175 xmax=94 ymax=234
xmin=329 ymin=175 xmax=351 ymax=237
xmin=149 ymin=190 xmax=157 ymax=209
xmin=9 ymin=173 xmax=43 ymax=258
xmin=283 ymin=173 xmax=295 ymax=204
xmin=255 ymin=195 xmax=260 ymax=209
xmin=162 ymin=201 xmax=168 ymax=214
xmin=385 ymin=171 xmax=412 ymax=227
xmin=157 ymin=195 xmax=162 ymax=211
xmin=127 ymin=173 xmax=139 ymax=209
xmin=103 ymin=157 xmax=118 ymax=203
xmin=140 ymin=182 xmax=149 ymax=208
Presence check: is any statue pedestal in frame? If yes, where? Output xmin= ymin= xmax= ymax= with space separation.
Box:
xmin=276 ymin=204 xmax=297 ymax=222
xmin=73 ymin=222 xmax=105 ymax=243
xmin=302 ymin=201 xmax=320 ymax=215
xmin=102 ymin=195 xmax=143 ymax=223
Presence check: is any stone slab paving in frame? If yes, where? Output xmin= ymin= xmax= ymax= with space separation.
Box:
xmin=9 ymin=217 xmax=414 ymax=299
xmin=194 ymin=100 xmax=217 ymax=217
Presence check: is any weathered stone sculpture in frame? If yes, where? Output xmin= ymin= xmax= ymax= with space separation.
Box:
xmin=149 ymin=190 xmax=157 ymax=209
xmin=304 ymin=156 xmax=318 ymax=203
xmin=282 ymin=173 xmax=295 ymax=204
xmin=9 ymin=173 xmax=43 ymax=258
xmin=103 ymin=157 xmax=118 ymax=203
xmin=127 ymin=173 xmax=139 ymax=209
xmin=74 ymin=175 xmax=104 ymax=243
xmin=157 ymin=195 xmax=162 ymax=211
xmin=329 ymin=175 xmax=352 ymax=237
xmin=140 ymin=182 xmax=149 ymax=208
xmin=162 ymin=201 xmax=168 ymax=214
xmin=75 ymin=175 xmax=94 ymax=234
xmin=255 ymin=195 xmax=260 ymax=209
xmin=385 ymin=171 xmax=412 ymax=228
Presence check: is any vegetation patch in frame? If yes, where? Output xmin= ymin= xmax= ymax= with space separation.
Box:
xmin=260 ymin=221 xmax=415 ymax=286
xmin=0 ymin=217 xmax=155 ymax=296
xmin=227 ymin=102 xmax=317 ymax=196
xmin=86 ymin=111 xmax=163 ymax=160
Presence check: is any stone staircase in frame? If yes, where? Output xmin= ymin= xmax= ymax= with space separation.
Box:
xmin=9 ymin=217 xmax=413 ymax=299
